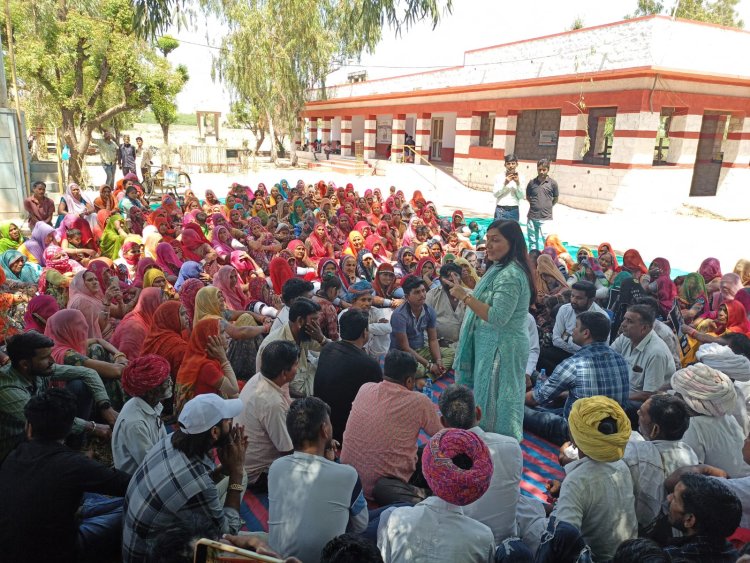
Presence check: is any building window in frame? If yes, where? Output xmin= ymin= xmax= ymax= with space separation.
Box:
xmin=653 ymin=108 xmax=674 ymax=165
xmin=514 ymin=109 xmax=561 ymax=161
xmin=479 ymin=112 xmax=495 ymax=147
xmin=583 ymin=107 xmax=617 ymax=165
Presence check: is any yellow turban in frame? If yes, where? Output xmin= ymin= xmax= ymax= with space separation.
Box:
xmin=568 ymin=396 xmax=631 ymax=462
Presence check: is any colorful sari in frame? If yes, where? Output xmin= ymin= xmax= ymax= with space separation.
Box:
xmin=111 ymin=287 xmax=164 ymax=360
xmin=174 ymin=318 xmax=224 ymax=414
xmin=142 ymin=301 xmax=188 ymax=377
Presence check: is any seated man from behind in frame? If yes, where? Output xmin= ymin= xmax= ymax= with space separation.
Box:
xmin=340 ymin=349 xmax=442 ymax=505
xmin=525 ymin=311 xmax=630 ymax=445
xmin=0 ymin=389 xmax=130 ymax=563
xmin=314 ymin=309 xmax=382 ymax=443
xmin=549 ymin=396 xmax=638 ymax=562
xmin=237 ymin=340 xmax=297 ymax=492
xmin=377 ymin=428 xmax=496 ymax=562
xmin=671 ymin=363 xmax=750 ymax=477
xmin=439 ymin=384 xmax=525 ymax=544
xmin=664 ymin=473 xmax=742 ymax=561
xmin=624 ymin=394 xmax=699 ymax=534
xmin=268 ymin=397 xmax=367 ymax=563
xmin=123 ymin=394 xmax=248 ymax=563
xmin=113 ymin=355 xmax=173 ymax=474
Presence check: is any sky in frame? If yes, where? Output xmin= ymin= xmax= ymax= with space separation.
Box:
xmin=169 ymin=0 xmax=750 ymax=114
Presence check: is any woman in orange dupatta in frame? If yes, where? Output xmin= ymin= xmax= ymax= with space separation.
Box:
xmin=142 ymin=301 xmax=189 ymax=380
xmin=110 ymin=287 xmax=164 ymax=360
xmin=681 ymin=300 xmax=750 ymax=365
xmin=173 ymin=317 xmax=239 ymax=414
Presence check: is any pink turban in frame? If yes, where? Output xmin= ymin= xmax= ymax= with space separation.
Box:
xmin=421 ymin=428 xmax=493 ymax=506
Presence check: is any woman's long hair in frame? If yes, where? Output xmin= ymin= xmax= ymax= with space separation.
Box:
xmin=487 ymin=219 xmax=536 ymax=306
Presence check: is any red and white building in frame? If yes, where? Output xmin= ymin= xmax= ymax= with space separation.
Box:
xmin=300 ymin=16 xmax=750 ymax=215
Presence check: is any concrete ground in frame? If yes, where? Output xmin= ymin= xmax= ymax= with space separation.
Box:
xmin=83 ymin=160 xmax=749 ymax=276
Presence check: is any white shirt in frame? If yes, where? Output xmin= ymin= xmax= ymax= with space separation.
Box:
xmin=268 ymin=451 xmax=368 ymax=563
xmin=653 ymin=319 xmax=682 ymax=371
xmin=112 ymin=397 xmax=166 ymax=475
xmin=378 ymin=496 xmax=495 ymax=563
xmin=682 ymin=414 xmax=750 ymax=478
xmin=338 ymin=307 xmax=392 ymax=359
xmin=553 ymin=457 xmax=637 ymax=562
xmin=526 ymin=313 xmax=540 ymax=375
xmin=463 ymin=427 xmax=523 ymax=543
xmin=235 ymin=372 xmax=293 ymax=484
xmin=493 ymin=173 xmax=524 ymax=207
xmin=611 ymin=330 xmax=675 ymax=393
xmin=623 ymin=433 xmax=699 ymax=528
xmin=552 ymin=302 xmax=607 ymax=354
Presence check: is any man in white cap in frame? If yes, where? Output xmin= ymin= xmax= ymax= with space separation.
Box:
xmin=122 ymin=394 xmax=248 ymax=563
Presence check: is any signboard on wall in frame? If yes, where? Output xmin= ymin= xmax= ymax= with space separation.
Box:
xmin=377 ymin=121 xmax=392 ymax=144
xmin=538 ymin=130 xmax=558 ymax=146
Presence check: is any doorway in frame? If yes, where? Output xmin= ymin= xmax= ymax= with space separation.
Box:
xmin=430 ymin=118 xmax=444 ymax=160
xmin=689 ymin=112 xmax=729 ymax=197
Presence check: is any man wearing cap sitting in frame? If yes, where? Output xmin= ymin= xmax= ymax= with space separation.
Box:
xmin=113 ymin=354 xmax=173 ymax=474
xmin=548 ymin=396 xmax=637 ymax=561
xmin=376 ymin=428 xmax=496 ymax=562
xmin=122 ymin=394 xmax=248 ymax=563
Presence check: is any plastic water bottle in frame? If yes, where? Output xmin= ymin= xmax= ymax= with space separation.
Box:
xmin=536 ymin=368 xmax=547 ymax=389
xmin=423 ymin=378 xmax=433 ymax=401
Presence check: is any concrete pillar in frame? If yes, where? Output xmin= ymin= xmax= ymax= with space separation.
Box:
xmin=556 ymin=111 xmax=589 ymax=164
xmin=492 ymin=111 xmax=509 ymax=157
xmin=609 ymin=111 xmax=661 ymax=166
xmin=390 ymin=113 xmax=406 ymax=162
xmin=340 ymin=115 xmax=352 ymax=157
xmin=717 ymin=112 xmax=750 ymax=198
xmin=293 ymin=118 xmax=303 ymax=151
xmin=321 ymin=116 xmax=332 ymax=145
xmin=364 ymin=115 xmax=377 ymax=160
xmin=415 ymin=112 xmax=431 ymax=163
xmin=310 ymin=117 xmax=319 ymax=147
xmin=667 ymin=111 xmax=701 ymax=165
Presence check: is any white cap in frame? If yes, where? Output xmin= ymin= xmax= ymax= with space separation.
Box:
xmin=178 ymin=394 xmax=244 ymax=435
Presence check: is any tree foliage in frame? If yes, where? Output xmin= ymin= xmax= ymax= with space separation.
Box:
xmin=627 ymin=0 xmax=743 ymax=27
xmin=5 ymin=0 xmax=191 ymax=183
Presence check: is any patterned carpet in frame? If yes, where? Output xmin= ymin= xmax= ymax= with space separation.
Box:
xmin=238 ymin=373 xmax=564 ymax=532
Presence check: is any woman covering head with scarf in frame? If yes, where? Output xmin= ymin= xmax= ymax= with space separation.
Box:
xmin=268 ymin=256 xmax=294 ymax=295
xmin=678 ymin=272 xmax=710 ymax=322
xmin=710 ymin=272 xmax=750 ymax=314
xmin=210 ymin=224 xmax=236 ymax=263
xmin=734 ymin=259 xmax=750 ymax=287
xmin=19 ymin=221 xmax=57 ymax=265
xmin=394 ymin=246 xmax=416 ymax=278
xmin=44 ymin=308 xmax=127 ymax=393
xmin=23 ymin=294 xmax=60 ymax=333
xmin=342 ymin=230 xmax=364 ymax=259
xmin=698 ymin=257 xmax=722 ymax=296
xmin=230 ymin=250 xmax=264 ymax=281
xmin=365 ymin=234 xmax=389 ymax=262
xmin=646 ymin=257 xmax=676 ymax=318
xmin=99 ymin=212 xmax=129 ymax=260
xmin=415 ymin=256 xmax=440 ymax=290
xmin=178 ymin=278 xmax=204 ymax=329
xmin=355 ymin=249 xmax=376 ymax=283
xmin=0 ymin=221 xmax=24 ymax=254
xmin=622 ymin=249 xmax=649 ymax=281
xmin=289 ymin=198 xmax=306 ymax=227
xmin=58 ymin=183 xmax=96 ymax=226
xmin=453 ymin=257 xmax=480 ymax=290
xmin=155 ymin=241 xmax=183 ymax=281
xmin=212 ymin=265 xmax=251 ymax=311
xmin=544 ymin=234 xmax=574 ymax=272
xmin=671 ymin=363 xmax=750 ymax=477
xmin=202 ymin=189 xmax=220 ymax=212
xmin=111 ymin=287 xmax=165 ymax=361
xmin=1 ymin=250 xmax=42 ymax=284
xmin=372 ymin=262 xmax=402 ymax=307
xmin=142 ymin=300 xmax=190 ymax=379
xmin=115 ymin=236 xmax=143 ymax=281
xmin=93 ymin=184 xmax=116 ymax=211
xmin=180 ymin=224 xmax=214 ymax=263
xmin=174 ymin=261 xmax=204 ymax=292
xmin=306 ymin=222 xmax=334 ymax=265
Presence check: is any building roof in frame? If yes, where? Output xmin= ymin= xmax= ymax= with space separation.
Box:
xmin=307 ymin=16 xmax=750 ymax=108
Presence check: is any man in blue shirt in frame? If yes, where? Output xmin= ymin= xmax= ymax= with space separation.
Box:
xmin=523 ymin=311 xmax=630 ymax=445
xmin=389 ymin=275 xmax=453 ymax=382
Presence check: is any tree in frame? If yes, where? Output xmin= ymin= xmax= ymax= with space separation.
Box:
xmin=626 ymin=0 xmax=743 ymax=27
xmin=149 ymin=63 xmax=189 ymax=144
xmin=226 ymin=100 xmax=267 ymax=153
xmin=5 ymin=0 xmax=190 ymax=184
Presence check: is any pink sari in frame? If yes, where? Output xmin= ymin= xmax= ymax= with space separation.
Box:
xmin=213 ymin=265 xmax=249 ymax=310
xmin=111 ymin=287 xmax=164 ymax=360
xmin=44 ymin=309 xmax=89 ymax=364
xmin=67 ymin=270 xmax=105 ymax=338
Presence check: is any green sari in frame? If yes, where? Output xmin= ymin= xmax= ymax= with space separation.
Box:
xmin=0 ymin=221 xmax=23 ymax=253
xmin=454 ymin=260 xmax=531 ymax=441
xmin=100 ymin=213 xmax=128 ymax=259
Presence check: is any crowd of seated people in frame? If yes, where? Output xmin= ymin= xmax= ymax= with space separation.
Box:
xmin=0 ymin=175 xmax=749 ymax=562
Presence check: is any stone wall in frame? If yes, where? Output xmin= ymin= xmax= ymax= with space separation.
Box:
xmin=514 ymin=110 xmax=561 ymax=161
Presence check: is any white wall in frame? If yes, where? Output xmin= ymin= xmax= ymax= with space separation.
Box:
xmin=312 ymin=17 xmax=750 ymax=101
